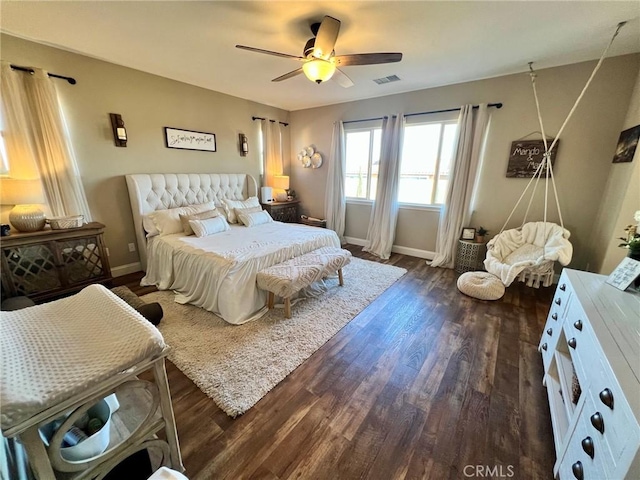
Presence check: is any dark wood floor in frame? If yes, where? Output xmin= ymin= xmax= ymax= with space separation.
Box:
xmin=119 ymin=246 xmax=556 ymax=479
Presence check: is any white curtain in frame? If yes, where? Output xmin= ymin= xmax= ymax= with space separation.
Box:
xmin=325 ymin=121 xmax=346 ymax=243
xmin=364 ymin=114 xmax=404 ymax=259
xmin=430 ymin=104 xmax=490 ymax=268
xmin=261 ymin=119 xmax=283 ymax=187
xmin=1 ymin=62 xmax=91 ymax=220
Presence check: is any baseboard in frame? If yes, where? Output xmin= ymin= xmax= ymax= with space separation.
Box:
xmin=345 ymin=236 xmax=435 ymax=260
xmin=111 ymin=262 xmax=142 ymax=277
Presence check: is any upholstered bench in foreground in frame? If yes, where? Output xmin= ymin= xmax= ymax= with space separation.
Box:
xmin=256 ymin=247 xmax=352 ymax=318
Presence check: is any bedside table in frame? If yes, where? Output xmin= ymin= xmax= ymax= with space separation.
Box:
xmin=261 ymin=200 xmax=300 ymax=223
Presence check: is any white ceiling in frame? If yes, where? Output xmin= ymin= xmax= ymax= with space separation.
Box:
xmin=1 ymin=1 xmax=639 ymax=111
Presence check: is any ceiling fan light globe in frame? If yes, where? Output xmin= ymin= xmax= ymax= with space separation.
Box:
xmin=302 ymin=59 xmax=336 ymax=84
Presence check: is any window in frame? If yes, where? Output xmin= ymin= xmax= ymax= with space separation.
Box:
xmin=399 ymin=121 xmax=457 ymax=205
xmin=345 ymin=127 xmax=381 ymax=200
xmin=344 ymin=119 xmax=458 ymax=206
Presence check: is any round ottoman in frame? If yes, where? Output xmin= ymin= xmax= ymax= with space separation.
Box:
xmin=457 ymin=271 xmax=505 ymax=301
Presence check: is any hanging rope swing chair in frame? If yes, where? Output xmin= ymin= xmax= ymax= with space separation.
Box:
xmin=484 ymin=22 xmax=626 ymax=288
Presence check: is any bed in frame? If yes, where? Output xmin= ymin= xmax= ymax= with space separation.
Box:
xmin=125 ymin=173 xmax=340 ymax=324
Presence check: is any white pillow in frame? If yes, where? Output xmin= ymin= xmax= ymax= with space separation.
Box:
xmin=148 ymin=202 xmax=215 ymax=236
xmin=237 ymin=210 xmax=273 ymax=227
xmin=234 ymin=205 xmax=262 ymax=218
xmin=142 ymin=215 xmax=160 ymax=238
xmin=222 ymin=196 xmax=260 ymax=224
xmin=179 ymin=209 xmax=220 ymax=236
xmin=189 ymin=216 xmax=230 ymax=237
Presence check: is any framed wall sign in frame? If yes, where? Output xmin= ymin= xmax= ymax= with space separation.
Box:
xmin=164 ymin=127 xmax=216 ymax=152
xmin=506 ymin=139 xmax=559 ymax=178
xmin=605 ymin=257 xmax=640 ymax=291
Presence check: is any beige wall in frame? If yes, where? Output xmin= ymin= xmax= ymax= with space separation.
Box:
xmin=1 ymin=34 xmax=290 ymax=272
xmin=592 ymin=69 xmax=640 ymax=274
xmin=3 ymin=32 xmax=637 ymax=273
xmin=290 ymin=55 xmax=640 ymax=269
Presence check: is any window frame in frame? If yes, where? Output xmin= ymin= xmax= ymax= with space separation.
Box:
xmin=344 ymin=123 xmax=382 ymax=202
xmin=398 ymin=118 xmax=458 ymax=207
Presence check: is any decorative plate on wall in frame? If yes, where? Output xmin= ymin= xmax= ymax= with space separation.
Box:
xmin=301 ymin=155 xmax=311 ymax=167
xmin=311 ymin=152 xmax=323 ymax=168
xmin=305 ymin=146 xmax=315 ymax=156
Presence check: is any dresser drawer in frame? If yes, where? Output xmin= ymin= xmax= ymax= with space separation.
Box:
xmin=586 ymin=360 xmax=640 ymax=472
xmin=558 ymin=403 xmax=606 ymax=480
xmin=539 ymin=276 xmax=573 ymax=369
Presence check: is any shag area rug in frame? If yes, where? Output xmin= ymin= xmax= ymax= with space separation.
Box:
xmin=142 ymin=257 xmax=406 ymax=417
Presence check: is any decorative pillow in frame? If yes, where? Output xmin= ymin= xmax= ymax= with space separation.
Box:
xmin=234 ymin=206 xmax=262 ymax=218
xmin=189 ymin=216 xmax=230 ymax=237
xmin=222 ymin=196 xmax=260 ymax=224
xmin=237 ymin=210 xmax=273 ymax=227
xmin=142 ymin=215 xmax=160 ymax=238
xmin=179 ymin=209 xmax=220 ymax=236
xmin=148 ymin=202 xmax=215 ymax=236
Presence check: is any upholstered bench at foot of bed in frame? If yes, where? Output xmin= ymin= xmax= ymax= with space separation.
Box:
xmin=256 ymin=247 xmax=352 ymax=318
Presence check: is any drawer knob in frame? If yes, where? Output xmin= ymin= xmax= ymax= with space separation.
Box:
xmin=572 ymin=461 xmax=583 ymax=480
xmin=546 ymin=328 xmax=553 ymax=336
xmin=555 ymin=298 xmax=562 ymax=306
xmin=568 ymin=338 xmax=577 ymax=349
xmin=573 ymin=320 xmax=583 ymax=331
xmin=590 ymin=412 xmax=604 ymax=434
xmin=581 ymin=437 xmax=594 ymax=459
xmin=552 ymin=313 xmax=558 ymax=321
xmin=560 ymin=284 xmax=566 ymax=291
xmin=599 ymin=388 xmax=614 ymax=410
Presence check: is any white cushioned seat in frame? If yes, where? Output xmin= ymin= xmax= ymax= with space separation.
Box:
xmin=256 ymin=247 xmax=352 ymax=318
xmin=457 ymin=271 xmax=505 ymax=301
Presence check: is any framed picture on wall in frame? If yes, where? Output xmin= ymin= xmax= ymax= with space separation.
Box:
xmin=164 ymin=127 xmax=216 ymax=152
xmin=612 ymin=124 xmax=640 ymax=163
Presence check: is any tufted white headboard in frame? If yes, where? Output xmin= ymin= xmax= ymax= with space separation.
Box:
xmin=125 ymin=173 xmax=258 ymax=270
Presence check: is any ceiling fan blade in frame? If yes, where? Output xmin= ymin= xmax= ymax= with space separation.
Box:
xmin=236 ymin=45 xmax=304 ymax=61
xmin=313 ymin=16 xmax=341 ymax=60
xmin=272 ymin=68 xmax=304 ymax=82
xmin=334 ymin=53 xmax=403 ymax=66
xmin=332 ymin=68 xmax=354 ymax=88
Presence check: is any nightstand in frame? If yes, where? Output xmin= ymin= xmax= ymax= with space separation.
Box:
xmin=261 ymin=200 xmax=300 ymax=223
xmin=455 ymin=240 xmax=486 ymax=273
xmin=0 ymin=222 xmax=112 ymax=302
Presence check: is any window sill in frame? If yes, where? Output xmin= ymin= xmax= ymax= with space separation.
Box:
xmin=346 ymin=199 xmax=442 ymax=213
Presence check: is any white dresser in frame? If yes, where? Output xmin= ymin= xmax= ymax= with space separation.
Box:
xmin=539 ymin=268 xmax=640 ymax=479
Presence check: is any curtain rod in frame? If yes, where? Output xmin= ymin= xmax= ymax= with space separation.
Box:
xmin=343 ymin=102 xmax=503 ymax=125
xmin=252 ymin=116 xmax=289 ymax=127
xmin=10 ymin=64 xmax=77 ymax=85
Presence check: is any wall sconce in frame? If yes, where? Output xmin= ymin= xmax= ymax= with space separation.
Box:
xmin=239 ymin=133 xmax=249 ymax=156
xmin=109 ymin=113 xmax=127 ymax=147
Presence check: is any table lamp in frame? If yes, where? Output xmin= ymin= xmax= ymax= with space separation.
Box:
xmin=273 ymin=175 xmax=289 ymax=202
xmin=0 ymin=178 xmax=47 ymax=232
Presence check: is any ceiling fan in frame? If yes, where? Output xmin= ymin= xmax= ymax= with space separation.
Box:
xmin=236 ymin=15 xmax=402 ymax=87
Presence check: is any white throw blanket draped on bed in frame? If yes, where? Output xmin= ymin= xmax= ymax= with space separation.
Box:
xmin=484 ymin=222 xmax=572 ymax=286
xmin=142 ymin=222 xmax=340 ymax=324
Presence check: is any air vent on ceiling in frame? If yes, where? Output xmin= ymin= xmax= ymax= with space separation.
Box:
xmin=373 ymin=75 xmax=401 ymax=85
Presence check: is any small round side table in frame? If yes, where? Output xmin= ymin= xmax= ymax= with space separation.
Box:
xmin=456 ymin=240 xmax=487 ymax=274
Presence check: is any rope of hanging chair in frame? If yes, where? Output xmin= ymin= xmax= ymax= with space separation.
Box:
xmin=498 ymin=21 xmax=626 ymax=245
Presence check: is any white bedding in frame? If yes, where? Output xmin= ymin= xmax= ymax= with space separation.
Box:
xmin=142 ymin=222 xmax=340 ymax=324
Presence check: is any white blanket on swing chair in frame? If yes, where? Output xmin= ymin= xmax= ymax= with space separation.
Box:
xmin=484 ymin=221 xmax=573 ymax=286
